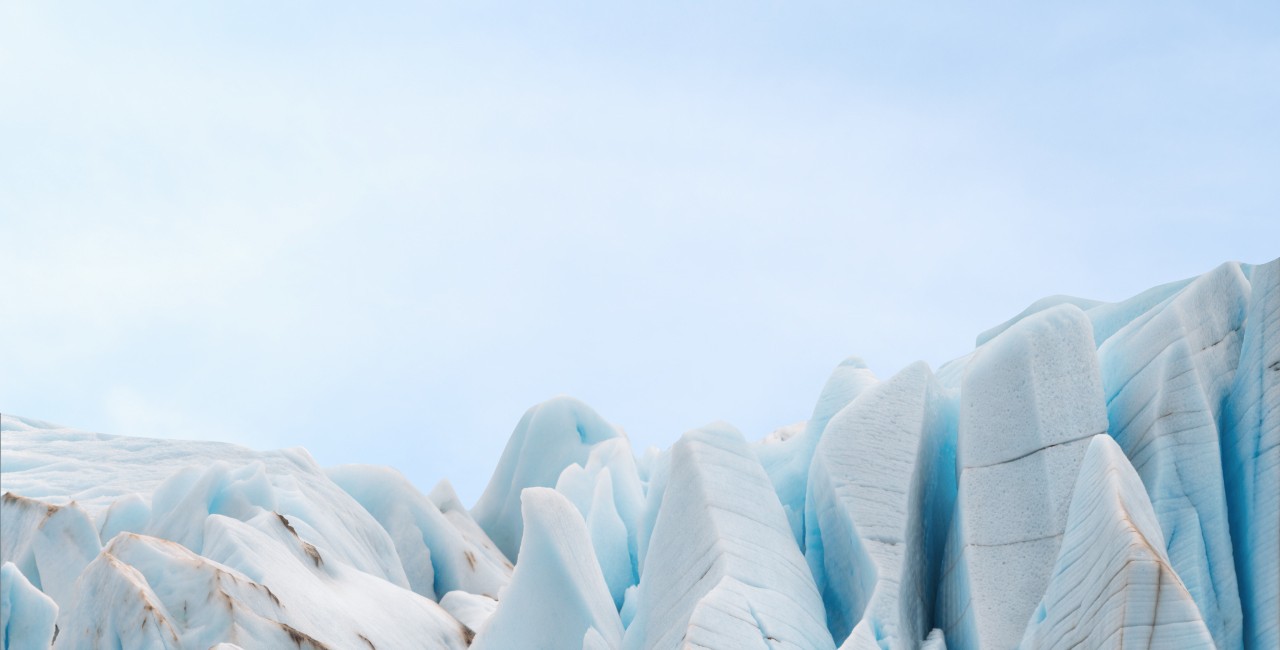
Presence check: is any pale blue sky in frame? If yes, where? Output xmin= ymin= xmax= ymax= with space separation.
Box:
xmin=2 ymin=1 xmax=1277 ymax=504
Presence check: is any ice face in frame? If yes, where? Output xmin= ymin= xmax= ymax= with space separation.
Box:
xmin=1022 ymin=435 xmax=1214 ymax=649
xmin=470 ymin=396 xmax=627 ymax=562
xmin=325 ymin=464 xmax=513 ymax=601
xmin=0 ymin=494 xmax=100 ymax=611
xmin=553 ymin=437 xmax=646 ymax=608
xmin=1095 ymin=262 xmax=1249 ymax=649
xmin=804 ymin=361 xmax=956 ymax=647
xmin=756 ymin=357 xmax=879 ymax=549
xmin=1222 ymin=258 xmax=1280 ymax=649
xmin=470 ymin=488 xmax=623 ymax=650
xmin=2 ymin=258 xmax=1277 ymax=650
xmin=1 ymin=562 xmax=57 ymax=650
xmin=622 ymin=423 xmax=833 ymax=650
xmin=938 ymin=304 xmax=1108 ymax=650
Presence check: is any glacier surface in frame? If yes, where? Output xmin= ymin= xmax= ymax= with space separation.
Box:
xmin=1 ymin=258 xmax=1277 ymax=650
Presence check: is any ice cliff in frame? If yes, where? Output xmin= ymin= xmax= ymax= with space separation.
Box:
xmin=2 ymin=259 xmax=1276 ymax=650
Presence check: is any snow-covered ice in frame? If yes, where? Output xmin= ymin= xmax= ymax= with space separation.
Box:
xmin=2 ymin=259 xmax=1277 ymax=650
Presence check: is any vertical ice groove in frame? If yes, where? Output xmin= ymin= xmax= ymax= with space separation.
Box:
xmin=634 ymin=446 xmax=671 ymax=577
xmin=554 ymin=436 xmax=646 ymax=608
xmin=1222 ymin=257 xmax=1280 ymax=649
xmin=919 ymin=628 xmax=946 ymax=650
xmin=938 ymin=304 xmax=1107 ymax=650
xmin=803 ymin=361 xmax=958 ymax=648
xmin=1097 ymin=261 xmax=1248 ymax=649
xmin=624 ymin=423 xmax=834 ymax=650
xmin=586 ymin=469 xmax=633 ymax=608
xmin=1022 ymin=435 xmax=1214 ymax=649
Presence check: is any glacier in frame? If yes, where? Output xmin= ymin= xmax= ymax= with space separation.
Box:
xmin=1 ymin=258 xmax=1277 ymax=650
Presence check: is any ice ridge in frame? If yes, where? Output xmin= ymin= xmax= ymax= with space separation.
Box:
xmin=1 ymin=258 xmax=1276 ymax=650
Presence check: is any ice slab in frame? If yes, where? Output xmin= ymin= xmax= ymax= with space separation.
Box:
xmin=938 ymin=304 xmax=1107 ymax=650
xmin=804 ymin=361 xmax=957 ymax=647
xmin=623 ymin=423 xmax=833 ymax=650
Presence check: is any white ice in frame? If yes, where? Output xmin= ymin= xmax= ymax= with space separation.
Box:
xmin=1022 ymin=435 xmax=1214 ymax=649
xmin=938 ymin=304 xmax=1108 ymax=650
xmin=623 ymin=423 xmax=833 ymax=650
